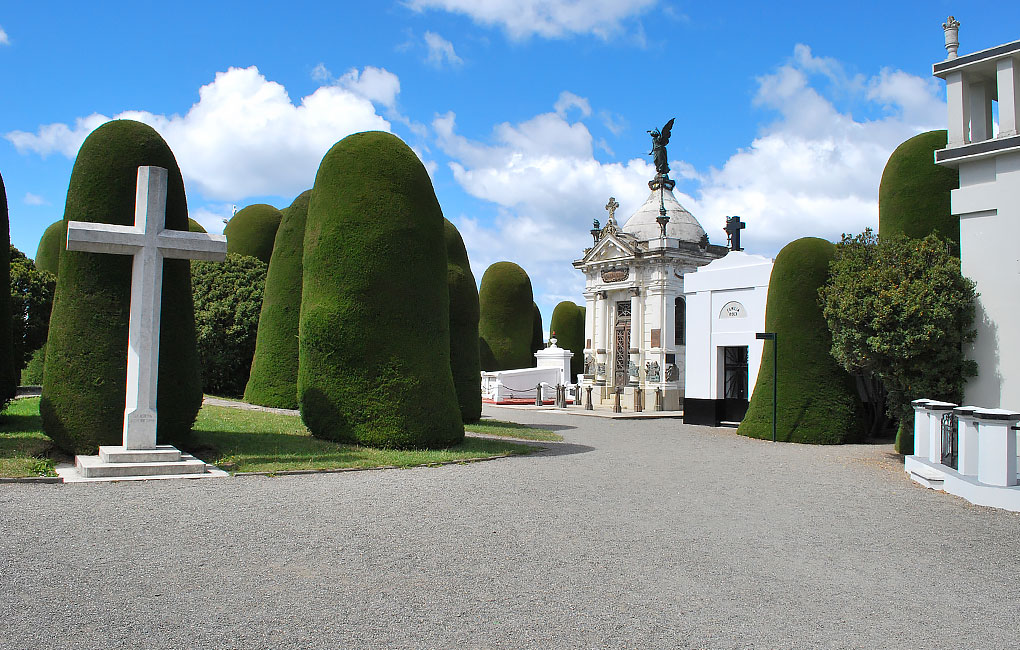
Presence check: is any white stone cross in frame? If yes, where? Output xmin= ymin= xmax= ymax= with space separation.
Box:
xmin=66 ymin=166 xmax=227 ymax=450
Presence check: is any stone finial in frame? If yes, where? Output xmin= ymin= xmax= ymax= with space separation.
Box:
xmin=943 ymin=16 xmax=960 ymax=60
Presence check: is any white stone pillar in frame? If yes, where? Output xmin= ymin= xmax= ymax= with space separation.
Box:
xmin=912 ymin=399 xmax=933 ymax=457
xmin=945 ymin=72 xmax=970 ymax=146
xmin=968 ymin=81 xmax=994 ymax=142
xmin=996 ymin=58 xmax=1019 ymax=137
xmin=629 ymin=287 xmax=641 ymax=386
xmin=594 ymin=290 xmax=607 ymax=383
xmin=926 ymin=401 xmax=957 ymax=464
xmin=975 ymin=408 xmax=1020 ymax=487
xmin=954 ymin=406 xmax=980 ymax=476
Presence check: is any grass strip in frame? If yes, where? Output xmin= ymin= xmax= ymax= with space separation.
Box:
xmin=466 ymin=419 xmax=562 ymax=442
xmin=0 ymin=398 xmax=63 ymax=477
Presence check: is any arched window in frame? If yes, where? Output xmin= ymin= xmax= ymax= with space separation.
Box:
xmin=675 ymin=297 xmax=685 ymax=346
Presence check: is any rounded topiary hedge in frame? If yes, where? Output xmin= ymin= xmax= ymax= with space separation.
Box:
xmin=0 ymin=171 xmax=14 ymax=407
xmin=879 ymin=130 xmax=959 ymax=253
xmin=530 ymin=302 xmax=544 ymax=365
xmin=244 ymin=190 xmax=311 ymax=408
xmin=34 ymin=219 xmax=66 ymax=277
xmin=298 ymin=131 xmax=463 ymax=448
xmin=478 ymin=261 xmax=534 ymax=371
xmin=40 ymin=119 xmax=203 ymax=454
xmin=445 ymin=218 xmax=481 ymax=423
xmin=188 ymin=218 xmax=207 ymax=233
xmin=224 ymin=203 xmax=282 ymax=264
xmin=738 ymin=237 xmax=864 ymax=444
xmin=550 ymin=301 xmax=585 ymax=381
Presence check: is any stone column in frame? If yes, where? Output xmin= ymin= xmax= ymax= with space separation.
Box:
xmin=594 ymin=290 xmax=607 ymax=385
xmin=926 ymin=400 xmax=957 ymax=464
xmin=945 ymin=72 xmax=970 ymax=146
xmin=997 ymin=57 xmax=1019 ymax=137
xmin=954 ymin=406 xmax=980 ymax=476
xmin=911 ymin=399 xmax=933 ymax=457
xmin=975 ymin=408 xmax=1020 ymax=486
xmin=968 ymin=81 xmax=994 ymax=142
xmin=629 ymin=287 xmax=641 ymax=387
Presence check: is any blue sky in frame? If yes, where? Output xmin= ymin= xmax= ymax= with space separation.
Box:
xmin=2 ymin=2 xmax=1017 ymax=327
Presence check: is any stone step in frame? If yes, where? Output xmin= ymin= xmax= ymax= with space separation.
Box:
xmin=99 ymin=444 xmax=181 ymax=464
xmin=75 ymin=453 xmax=209 ymax=479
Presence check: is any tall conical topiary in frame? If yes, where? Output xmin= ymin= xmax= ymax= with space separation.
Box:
xmin=738 ymin=237 xmax=864 ymax=444
xmin=550 ymin=301 xmax=585 ymax=381
xmin=40 ymin=120 xmax=203 ymax=454
xmin=244 ymin=190 xmax=311 ymax=408
xmin=299 ymin=131 xmax=463 ymax=448
xmin=879 ymin=130 xmax=959 ymax=253
xmin=224 ymin=203 xmax=282 ymax=264
xmin=34 ymin=219 xmax=66 ymax=276
xmin=0 ymin=171 xmax=15 ymax=408
xmin=478 ymin=261 xmax=534 ymax=371
xmin=530 ymin=302 xmax=544 ymax=365
xmin=444 ymin=218 xmax=481 ymax=423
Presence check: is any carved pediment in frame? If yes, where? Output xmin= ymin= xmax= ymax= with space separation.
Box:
xmin=581 ymin=232 xmax=635 ymax=264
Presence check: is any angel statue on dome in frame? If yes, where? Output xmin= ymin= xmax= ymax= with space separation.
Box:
xmin=647 ymin=117 xmax=675 ymax=177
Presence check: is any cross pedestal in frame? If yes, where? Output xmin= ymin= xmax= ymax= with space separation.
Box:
xmin=63 ymin=166 xmax=227 ymax=481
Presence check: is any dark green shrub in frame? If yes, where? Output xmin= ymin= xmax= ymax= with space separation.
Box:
xmin=193 ymin=253 xmax=267 ymax=397
xmin=9 ymin=246 xmax=55 ymax=376
xmin=550 ymin=301 xmax=585 ymax=381
xmin=188 ymin=218 xmax=206 ymax=232
xmin=738 ymin=237 xmax=864 ymax=444
xmin=224 ymin=203 xmax=282 ymax=264
xmin=530 ymin=302 xmax=544 ymax=365
xmin=879 ymin=130 xmax=959 ymax=253
xmin=445 ymin=218 xmax=481 ymax=423
xmin=478 ymin=261 xmax=534 ymax=371
xmin=40 ymin=119 xmax=203 ymax=454
xmin=0 ymin=172 xmax=13 ymax=408
xmin=244 ymin=191 xmax=310 ymax=408
xmin=34 ymin=220 xmax=65 ymax=277
xmin=299 ymin=131 xmax=462 ymax=448
xmin=21 ymin=343 xmax=45 ymax=385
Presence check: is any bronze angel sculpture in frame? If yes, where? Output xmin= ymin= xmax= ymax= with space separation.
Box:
xmin=648 ymin=118 xmax=675 ymax=176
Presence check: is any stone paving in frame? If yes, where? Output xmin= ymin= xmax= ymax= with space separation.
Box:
xmin=1 ymin=404 xmax=1017 ymax=648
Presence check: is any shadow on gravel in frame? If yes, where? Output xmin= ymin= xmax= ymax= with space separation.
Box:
xmin=529 ymin=440 xmax=595 ymax=458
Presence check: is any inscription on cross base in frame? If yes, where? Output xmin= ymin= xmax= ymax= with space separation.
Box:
xmin=66 ymin=166 xmax=227 ymax=450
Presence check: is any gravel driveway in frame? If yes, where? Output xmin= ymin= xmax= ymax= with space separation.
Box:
xmin=1 ymin=405 xmax=1017 ymax=649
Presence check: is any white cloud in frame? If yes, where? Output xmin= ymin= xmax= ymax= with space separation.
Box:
xmin=311 ymin=63 xmax=331 ymax=82
xmin=405 ymin=0 xmax=658 ymax=39
xmin=435 ymin=46 xmax=946 ymax=310
xmin=424 ymin=31 xmax=463 ymax=68
xmin=554 ymin=91 xmax=591 ymax=118
xmin=189 ymin=205 xmax=231 ymax=234
xmin=0 ymin=26 xmax=9 ymax=46
xmin=23 ymin=192 xmax=47 ymax=206
xmin=5 ymin=65 xmax=394 ymax=201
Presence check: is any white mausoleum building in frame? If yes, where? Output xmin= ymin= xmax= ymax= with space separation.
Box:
xmin=573 ymin=178 xmax=728 ymax=410
xmin=933 ymin=19 xmax=1020 ymax=410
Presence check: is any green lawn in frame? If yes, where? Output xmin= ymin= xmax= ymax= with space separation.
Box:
xmin=0 ymin=398 xmax=545 ymax=477
xmin=466 ymin=419 xmax=562 ymax=442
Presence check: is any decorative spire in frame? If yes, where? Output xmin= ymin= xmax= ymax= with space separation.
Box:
xmin=943 ymin=16 xmax=960 ymax=60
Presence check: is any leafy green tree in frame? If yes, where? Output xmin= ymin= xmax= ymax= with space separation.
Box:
xmin=9 ymin=246 xmax=56 ymax=375
xmin=550 ymin=301 xmax=585 ymax=381
xmin=819 ymin=229 xmax=977 ymax=453
xmin=192 ymin=253 xmax=267 ymax=397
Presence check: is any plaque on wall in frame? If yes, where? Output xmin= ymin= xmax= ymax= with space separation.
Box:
xmin=601 ymin=267 xmax=629 ymax=283
xmin=719 ymin=301 xmax=747 ymax=318
xmin=650 ymin=329 xmax=661 ymax=348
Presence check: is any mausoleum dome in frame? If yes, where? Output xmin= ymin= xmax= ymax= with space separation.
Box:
xmin=622 ymin=187 xmax=707 ymax=242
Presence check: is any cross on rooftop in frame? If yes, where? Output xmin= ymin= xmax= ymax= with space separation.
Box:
xmin=605 ymin=197 xmax=619 ymax=222
xmin=66 ymin=166 xmax=227 ymax=450
xmin=724 ymin=215 xmax=746 ymax=252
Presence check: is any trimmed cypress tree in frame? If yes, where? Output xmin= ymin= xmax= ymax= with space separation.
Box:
xmin=478 ymin=261 xmax=534 ymax=371
xmin=444 ymin=218 xmax=481 ymax=423
xmin=188 ymin=218 xmax=207 ymax=233
xmin=879 ymin=130 xmax=959 ymax=253
xmin=550 ymin=301 xmax=585 ymax=381
xmin=244 ymin=190 xmax=311 ymax=408
xmin=34 ymin=219 xmax=66 ymax=276
xmin=224 ymin=203 xmax=282 ymax=264
xmin=0 ymin=171 xmax=14 ymax=408
xmin=738 ymin=237 xmax=864 ymax=444
xmin=299 ymin=131 xmax=463 ymax=448
xmin=40 ymin=119 xmax=203 ymax=454
xmin=530 ymin=302 xmax=544 ymax=365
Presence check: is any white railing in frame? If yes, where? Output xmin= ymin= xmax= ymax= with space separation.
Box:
xmin=481 ymin=366 xmax=576 ymax=404
xmin=912 ymin=399 xmax=1020 ymax=487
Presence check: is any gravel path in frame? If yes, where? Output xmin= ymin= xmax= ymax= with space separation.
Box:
xmin=2 ymin=405 xmax=1018 ymax=649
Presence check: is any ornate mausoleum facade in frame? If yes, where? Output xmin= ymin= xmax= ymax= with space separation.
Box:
xmin=573 ymin=177 xmax=727 ymax=410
